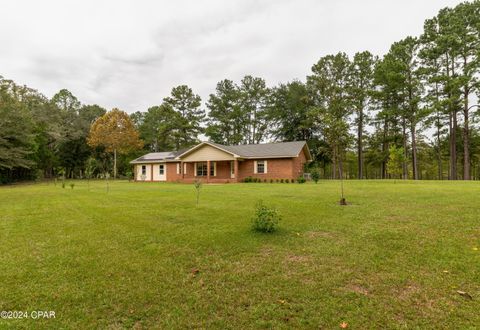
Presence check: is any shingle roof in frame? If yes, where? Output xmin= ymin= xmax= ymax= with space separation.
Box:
xmin=130 ymin=149 xmax=185 ymax=164
xmin=208 ymin=141 xmax=308 ymax=158
xmin=130 ymin=141 xmax=310 ymax=164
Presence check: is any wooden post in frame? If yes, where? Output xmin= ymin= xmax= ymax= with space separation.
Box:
xmin=207 ymin=161 xmax=210 ymax=183
xmin=181 ymin=161 xmax=184 ymax=179
xmin=151 ymin=164 xmax=153 ymax=181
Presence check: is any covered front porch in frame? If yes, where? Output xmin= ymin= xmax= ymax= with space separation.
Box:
xmin=180 ymin=159 xmax=240 ymax=183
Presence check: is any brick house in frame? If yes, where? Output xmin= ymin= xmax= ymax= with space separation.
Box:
xmin=130 ymin=141 xmax=312 ymax=183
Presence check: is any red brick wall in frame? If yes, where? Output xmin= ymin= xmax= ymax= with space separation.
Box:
xmin=237 ymin=150 xmax=308 ymax=182
xmin=166 ymin=162 xmax=182 ymax=182
xmin=215 ymin=161 xmax=231 ymax=179
xmin=237 ymin=158 xmax=292 ymax=181
xmin=292 ymin=148 xmax=307 ymax=179
xmin=183 ymin=163 xmax=195 ymax=181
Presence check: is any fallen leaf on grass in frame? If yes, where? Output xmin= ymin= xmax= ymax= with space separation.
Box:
xmin=340 ymin=321 xmax=348 ymax=328
xmin=191 ymin=268 xmax=200 ymax=276
xmin=457 ymin=290 xmax=473 ymax=300
xmin=278 ymin=299 xmax=286 ymax=304
xmin=443 ymin=270 xmax=449 ymax=273
xmin=473 ymin=247 xmax=478 ymax=251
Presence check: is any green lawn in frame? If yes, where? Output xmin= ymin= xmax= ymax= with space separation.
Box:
xmin=0 ymin=180 xmax=479 ymax=329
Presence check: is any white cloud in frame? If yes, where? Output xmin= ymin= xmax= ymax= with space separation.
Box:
xmin=0 ymin=0 xmax=464 ymax=112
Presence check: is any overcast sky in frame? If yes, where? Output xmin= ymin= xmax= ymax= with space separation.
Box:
xmin=1 ymin=0 xmax=464 ymax=113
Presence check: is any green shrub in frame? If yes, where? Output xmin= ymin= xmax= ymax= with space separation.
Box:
xmin=244 ymin=177 xmax=252 ymax=183
xmin=276 ymin=179 xmax=279 ymax=183
xmin=61 ymin=181 xmax=65 ymax=189
xmin=311 ymin=168 xmax=320 ymax=183
xmin=280 ymin=179 xmax=284 ymax=183
xmin=285 ymin=179 xmax=290 ymax=183
xmin=70 ymin=183 xmax=75 ymax=190
xmin=270 ymin=179 xmax=274 ymax=183
xmin=251 ymin=201 xmax=281 ymax=233
xmin=297 ymin=176 xmax=306 ymax=184
xmin=264 ymin=179 xmax=267 ymax=183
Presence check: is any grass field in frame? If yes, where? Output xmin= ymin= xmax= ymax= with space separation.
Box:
xmin=0 ymin=180 xmax=479 ymax=329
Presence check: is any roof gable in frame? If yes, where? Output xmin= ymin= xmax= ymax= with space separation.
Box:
xmin=180 ymin=143 xmax=236 ymax=162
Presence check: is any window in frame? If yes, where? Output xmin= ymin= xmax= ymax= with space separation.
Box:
xmin=255 ymin=160 xmax=267 ymax=174
xmin=159 ymin=164 xmax=164 ymax=175
xmin=257 ymin=161 xmax=265 ymax=174
xmin=141 ymin=165 xmax=146 ymax=175
xmin=196 ymin=162 xmax=207 ymax=176
xmin=195 ymin=162 xmax=215 ymax=176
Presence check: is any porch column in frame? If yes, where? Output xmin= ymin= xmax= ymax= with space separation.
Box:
xmin=181 ymin=161 xmax=184 ymax=179
xmin=234 ymin=159 xmax=239 ymax=182
xmin=151 ymin=164 xmax=154 ymax=181
xmin=207 ymin=160 xmax=211 ymax=183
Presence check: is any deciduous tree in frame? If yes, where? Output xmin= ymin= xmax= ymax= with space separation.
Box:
xmin=87 ymin=109 xmax=143 ymax=178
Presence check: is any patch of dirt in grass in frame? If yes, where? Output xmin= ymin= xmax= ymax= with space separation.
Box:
xmin=345 ymin=283 xmax=369 ymax=296
xmin=285 ymin=254 xmax=311 ymax=264
xmin=397 ymin=283 xmax=421 ymax=300
xmin=385 ymin=215 xmax=412 ymax=222
xmin=305 ymin=231 xmax=335 ymax=239
xmin=259 ymin=246 xmax=274 ymax=257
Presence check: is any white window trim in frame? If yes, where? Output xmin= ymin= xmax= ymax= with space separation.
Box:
xmin=176 ymin=163 xmax=180 ymax=174
xmin=159 ymin=164 xmax=165 ymax=175
xmin=184 ymin=163 xmax=187 ymax=174
xmin=254 ymin=160 xmax=267 ymax=174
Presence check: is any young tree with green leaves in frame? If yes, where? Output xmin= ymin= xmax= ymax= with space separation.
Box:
xmin=387 ymin=145 xmax=406 ymax=181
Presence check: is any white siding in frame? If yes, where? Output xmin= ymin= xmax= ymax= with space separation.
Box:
xmin=152 ymin=163 xmax=167 ymax=181
xmin=136 ymin=164 xmax=152 ymax=181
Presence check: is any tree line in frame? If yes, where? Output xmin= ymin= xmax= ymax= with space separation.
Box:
xmin=1 ymin=1 xmax=479 ymax=183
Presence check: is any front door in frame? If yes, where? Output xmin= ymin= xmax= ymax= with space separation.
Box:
xmin=230 ymin=161 xmax=235 ymax=179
